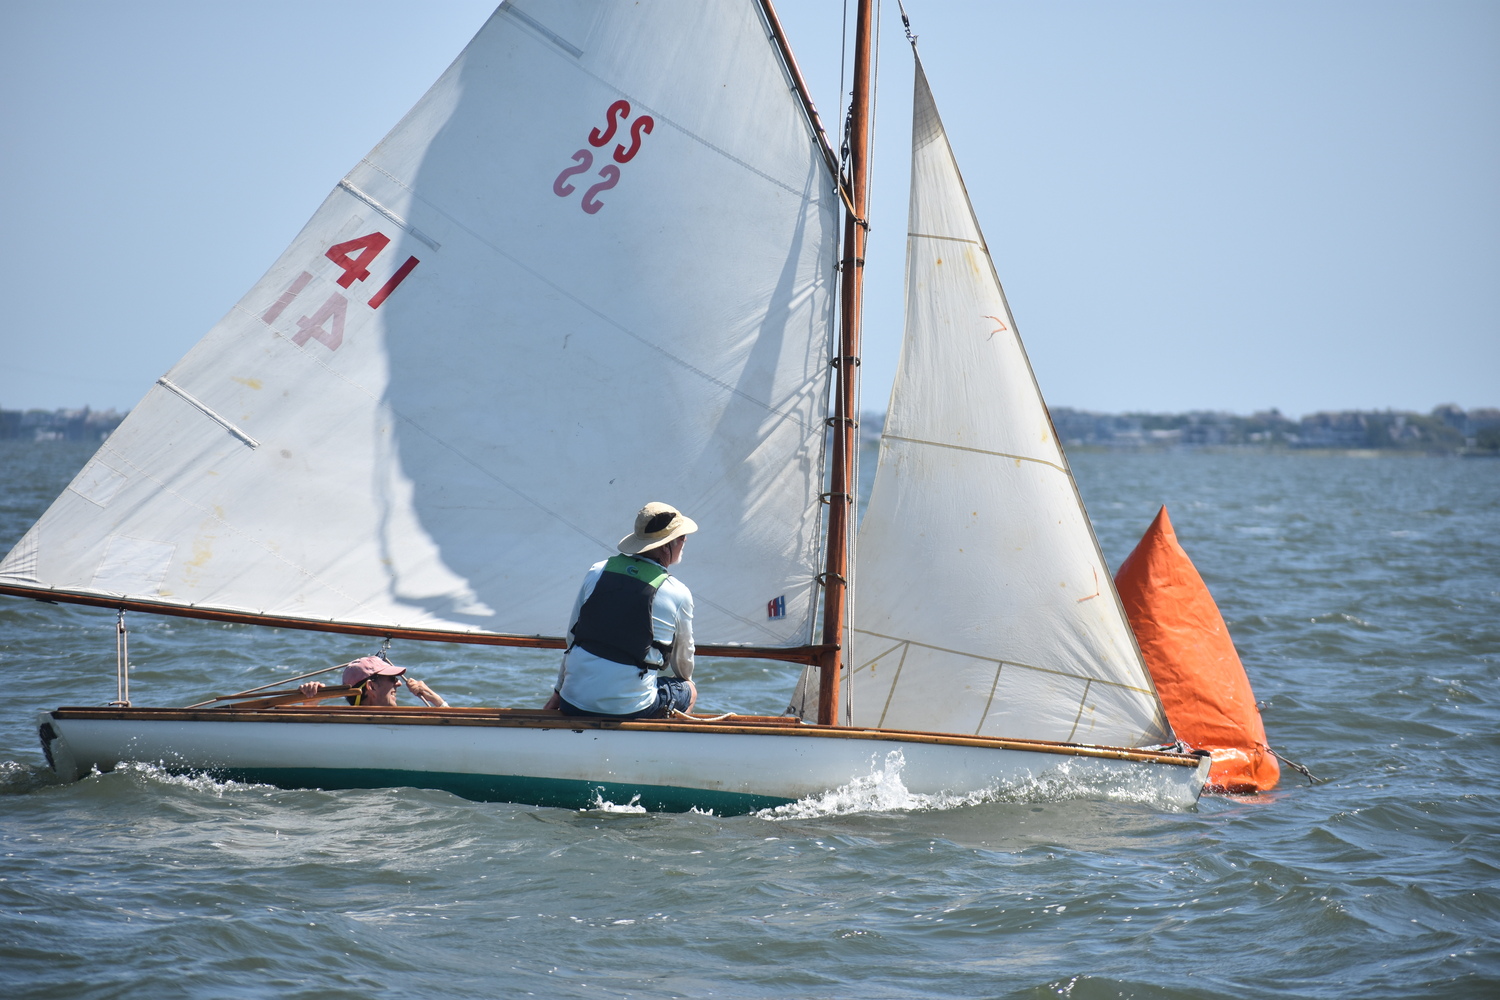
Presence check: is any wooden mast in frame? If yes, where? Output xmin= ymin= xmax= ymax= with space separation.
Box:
xmin=818 ymin=0 xmax=874 ymax=726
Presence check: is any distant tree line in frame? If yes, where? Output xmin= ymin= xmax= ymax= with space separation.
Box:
xmin=9 ymin=403 xmax=1500 ymax=454
xmin=0 ymin=407 xmax=125 ymax=442
xmin=1043 ymin=405 xmax=1500 ymax=454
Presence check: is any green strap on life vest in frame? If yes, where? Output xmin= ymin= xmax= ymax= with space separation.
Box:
xmin=601 ymin=554 xmax=669 ymax=590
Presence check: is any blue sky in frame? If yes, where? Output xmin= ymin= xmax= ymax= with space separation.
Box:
xmin=2 ymin=1 xmax=1495 ymax=417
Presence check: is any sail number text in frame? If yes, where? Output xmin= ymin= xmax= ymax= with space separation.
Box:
xmin=553 ymin=99 xmax=654 ymax=214
xmin=260 ymin=232 xmax=419 ymax=352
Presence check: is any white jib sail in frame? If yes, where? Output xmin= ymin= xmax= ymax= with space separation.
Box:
xmin=0 ymin=1 xmax=839 ymax=649
xmin=847 ymin=58 xmax=1172 ymax=747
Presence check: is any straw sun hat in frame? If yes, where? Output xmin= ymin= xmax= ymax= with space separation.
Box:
xmin=617 ymin=502 xmax=698 ymax=555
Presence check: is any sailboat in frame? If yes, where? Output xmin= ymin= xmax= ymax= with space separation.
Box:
xmin=4 ymin=0 xmax=1209 ymax=814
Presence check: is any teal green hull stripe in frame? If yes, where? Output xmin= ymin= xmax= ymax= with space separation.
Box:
xmin=204 ymin=766 xmax=795 ymax=815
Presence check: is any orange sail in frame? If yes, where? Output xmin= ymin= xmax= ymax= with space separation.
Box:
xmin=1115 ymin=507 xmax=1279 ymax=793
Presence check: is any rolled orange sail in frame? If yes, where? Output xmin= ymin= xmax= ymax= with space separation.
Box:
xmin=1115 ymin=507 xmax=1279 ymax=793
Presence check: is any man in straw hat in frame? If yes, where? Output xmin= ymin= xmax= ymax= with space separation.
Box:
xmin=543 ymin=502 xmax=698 ymax=718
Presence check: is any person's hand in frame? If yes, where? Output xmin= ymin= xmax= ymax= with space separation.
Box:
xmin=405 ymin=678 xmax=447 ymax=707
xmin=298 ymin=682 xmax=325 ymax=697
xmin=543 ymin=691 xmax=562 ymax=711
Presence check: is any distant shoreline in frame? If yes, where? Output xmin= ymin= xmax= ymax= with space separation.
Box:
xmin=6 ymin=404 xmax=1499 ymax=456
xmin=857 ymin=405 xmax=1500 ymax=457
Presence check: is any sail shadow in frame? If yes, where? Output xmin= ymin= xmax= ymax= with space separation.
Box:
xmin=363 ymin=5 xmax=839 ymax=642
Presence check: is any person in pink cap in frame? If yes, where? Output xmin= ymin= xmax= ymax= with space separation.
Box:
xmin=298 ymin=656 xmax=447 ymax=708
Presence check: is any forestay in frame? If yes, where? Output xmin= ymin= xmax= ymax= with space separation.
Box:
xmin=846 ymin=59 xmax=1173 ymax=747
xmin=0 ymin=1 xmax=840 ymax=649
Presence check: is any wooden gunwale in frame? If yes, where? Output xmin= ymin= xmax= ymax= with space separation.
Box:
xmin=0 ymin=584 xmax=829 ymax=664
xmin=47 ymin=706 xmax=1205 ymax=768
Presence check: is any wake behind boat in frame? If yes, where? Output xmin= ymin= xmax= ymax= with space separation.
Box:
xmin=7 ymin=1 xmax=1210 ymax=812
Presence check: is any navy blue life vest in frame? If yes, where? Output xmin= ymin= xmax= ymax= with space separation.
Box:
xmin=570 ymin=555 xmax=673 ymax=672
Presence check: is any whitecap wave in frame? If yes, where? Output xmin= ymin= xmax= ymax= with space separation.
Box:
xmin=759 ymin=751 xmax=994 ymax=819
xmin=107 ymin=760 xmax=277 ymax=796
xmin=759 ymin=750 xmax=1194 ymax=819
xmin=582 ymin=790 xmax=647 ymax=814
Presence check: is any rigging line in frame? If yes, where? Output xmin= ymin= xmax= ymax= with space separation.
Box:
xmin=1268 ymin=745 xmax=1324 ymax=785
xmin=847 ymin=626 xmax=1159 ymax=695
xmin=824 ymin=0 xmax=860 ymax=223
xmin=879 ymin=433 xmax=1070 ymax=475
xmin=182 ymin=661 xmax=353 ymax=708
xmin=668 ymin=708 xmax=738 ymax=722
xmin=838 ymin=0 xmax=849 ymax=179
xmin=356 ymin=158 xmax=818 ymax=425
xmin=868 ymin=0 xmax=883 ymax=204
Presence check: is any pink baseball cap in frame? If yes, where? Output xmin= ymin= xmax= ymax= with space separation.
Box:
xmin=342 ymin=656 xmax=406 ymax=686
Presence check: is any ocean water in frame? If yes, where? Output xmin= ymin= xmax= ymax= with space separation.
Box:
xmin=1 ymin=441 xmax=1496 ymax=999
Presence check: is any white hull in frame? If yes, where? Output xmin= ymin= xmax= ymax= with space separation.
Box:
xmin=39 ymin=707 xmax=1209 ymax=814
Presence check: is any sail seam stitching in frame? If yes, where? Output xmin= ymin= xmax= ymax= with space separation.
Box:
xmin=880 ymin=434 xmax=1069 ymax=475
xmin=848 ymin=627 xmax=1155 ymax=694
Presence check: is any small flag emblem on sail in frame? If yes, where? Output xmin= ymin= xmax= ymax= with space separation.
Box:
xmin=767 ymin=596 xmax=786 ymax=619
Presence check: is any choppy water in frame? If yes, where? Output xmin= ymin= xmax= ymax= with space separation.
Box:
xmin=2 ymin=441 xmax=1496 ymax=998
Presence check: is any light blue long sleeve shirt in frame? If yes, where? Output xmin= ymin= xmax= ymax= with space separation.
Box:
xmin=554 ymin=558 xmax=694 ymax=715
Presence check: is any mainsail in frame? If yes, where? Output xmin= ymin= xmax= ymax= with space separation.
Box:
xmin=0 ymin=1 xmax=840 ymax=650
xmin=847 ymin=58 xmax=1173 ymax=748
